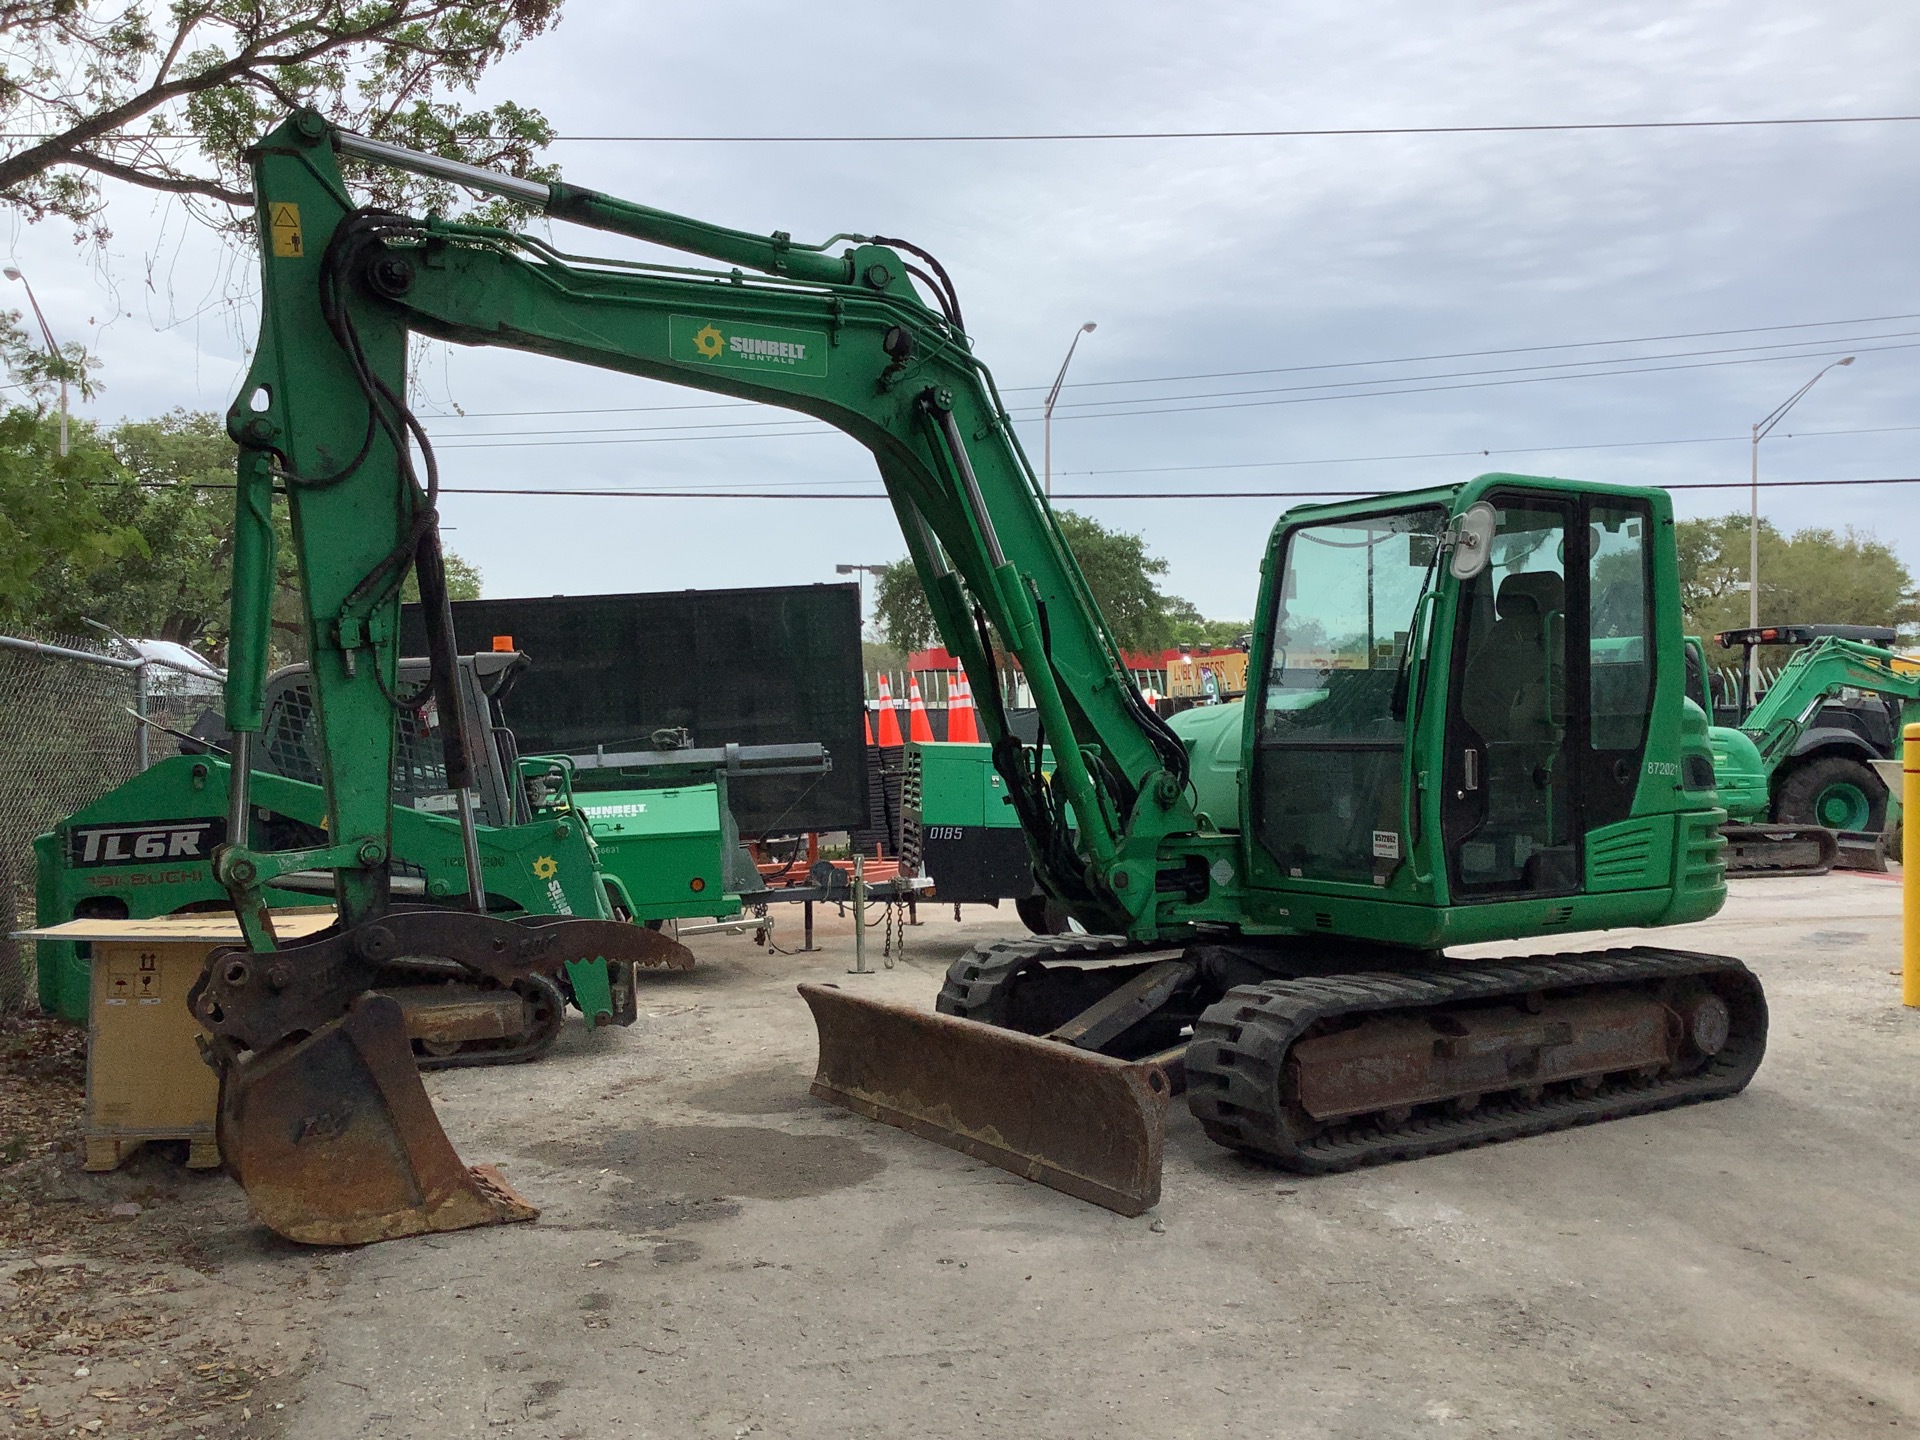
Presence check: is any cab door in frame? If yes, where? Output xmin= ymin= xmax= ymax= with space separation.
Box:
xmin=1438 ymin=491 xmax=1656 ymax=899
xmin=1441 ymin=496 xmax=1578 ymax=897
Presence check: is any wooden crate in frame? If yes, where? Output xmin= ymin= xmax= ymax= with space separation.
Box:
xmin=13 ymin=911 xmax=334 ymax=1172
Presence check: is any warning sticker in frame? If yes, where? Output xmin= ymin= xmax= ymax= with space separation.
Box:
xmin=270 ymin=202 xmax=303 ymax=258
xmin=1371 ymin=830 xmax=1402 ymax=860
xmin=105 ymin=950 xmax=163 ymax=1006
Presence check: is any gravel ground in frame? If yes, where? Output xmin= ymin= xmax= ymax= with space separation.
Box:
xmin=5 ymin=874 xmax=1918 ymax=1438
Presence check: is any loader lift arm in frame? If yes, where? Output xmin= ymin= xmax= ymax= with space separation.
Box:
xmin=1727 ymin=634 xmax=1920 ymax=772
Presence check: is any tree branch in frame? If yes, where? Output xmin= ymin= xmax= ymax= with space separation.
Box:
xmin=66 ymin=149 xmax=251 ymax=208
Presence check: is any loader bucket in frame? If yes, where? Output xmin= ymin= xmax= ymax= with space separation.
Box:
xmin=219 ymin=993 xmax=538 ymax=1245
xmin=800 ymin=983 xmax=1172 ymax=1216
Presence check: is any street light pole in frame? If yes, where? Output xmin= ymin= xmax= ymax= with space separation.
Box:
xmin=1747 ymin=355 xmax=1855 ymax=705
xmin=4 ymin=265 xmax=67 ymax=457
xmin=1043 ymin=321 xmax=1097 ymax=498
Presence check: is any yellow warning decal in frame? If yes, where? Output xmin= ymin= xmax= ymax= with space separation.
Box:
xmin=269 ymin=202 xmax=303 ymax=258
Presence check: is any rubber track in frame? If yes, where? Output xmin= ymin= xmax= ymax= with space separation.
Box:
xmin=376 ymin=961 xmax=567 ymax=1070
xmin=1185 ymin=946 xmax=1766 ymax=1174
xmin=935 ymin=934 xmax=1140 ymax=1022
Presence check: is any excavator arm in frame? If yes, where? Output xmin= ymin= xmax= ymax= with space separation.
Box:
xmin=199 ymin=113 xmax=1210 ymax=1242
xmin=227 ymin=112 xmax=1197 ymax=942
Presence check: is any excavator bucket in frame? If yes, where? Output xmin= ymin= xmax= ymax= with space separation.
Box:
xmin=800 ymin=983 xmax=1173 ymax=1216
xmin=218 ymin=993 xmax=538 ymax=1246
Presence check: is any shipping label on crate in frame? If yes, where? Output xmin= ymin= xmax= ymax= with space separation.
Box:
xmin=69 ymin=817 xmax=227 ymax=868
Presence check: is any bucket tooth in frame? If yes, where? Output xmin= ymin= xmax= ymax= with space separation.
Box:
xmin=800 ymin=982 xmax=1171 ymax=1216
xmin=218 ymin=993 xmax=537 ymax=1245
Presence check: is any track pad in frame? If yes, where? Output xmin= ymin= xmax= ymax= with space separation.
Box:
xmin=801 ymin=982 xmax=1171 ymax=1216
xmin=218 ymin=993 xmax=537 ymax=1245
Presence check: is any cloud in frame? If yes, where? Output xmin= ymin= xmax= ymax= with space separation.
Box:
xmin=5 ymin=0 xmax=1916 ymax=622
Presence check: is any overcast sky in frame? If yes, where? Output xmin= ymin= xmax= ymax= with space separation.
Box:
xmin=7 ymin=1 xmax=1918 ymax=628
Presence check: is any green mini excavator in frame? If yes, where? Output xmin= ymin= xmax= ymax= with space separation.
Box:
xmin=198 ymin=113 xmax=1764 ymax=1242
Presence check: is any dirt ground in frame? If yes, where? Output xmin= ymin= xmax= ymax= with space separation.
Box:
xmin=4 ymin=875 xmax=1918 ymax=1439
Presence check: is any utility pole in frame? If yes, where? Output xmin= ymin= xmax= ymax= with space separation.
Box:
xmin=1043 ymin=321 xmax=1097 ymax=498
xmin=1748 ymin=356 xmax=1855 ymax=705
xmin=4 ymin=265 xmax=68 ymax=457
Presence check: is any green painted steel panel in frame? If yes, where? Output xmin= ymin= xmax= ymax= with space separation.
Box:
xmin=580 ymin=784 xmax=738 ymax=920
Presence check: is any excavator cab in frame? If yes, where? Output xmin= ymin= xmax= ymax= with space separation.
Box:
xmin=1242 ymin=476 xmax=1725 ymax=945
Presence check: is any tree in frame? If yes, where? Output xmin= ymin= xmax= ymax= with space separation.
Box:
xmin=1 ymin=1 xmax=561 ymax=241
xmin=1675 ymin=514 xmax=1920 ymax=660
xmin=871 ymin=559 xmax=935 ymax=656
xmin=1161 ymin=597 xmax=1251 ymax=650
xmin=869 ymin=510 xmax=1235 ymax=656
xmin=8 ymin=405 xmax=482 ymax=654
xmin=1 ymin=305 xmax=97 ymax=401
xmin=32 ymin=409 xmax=242 ymax=646
xmin=0 ymin=406 xmax=142 ymax=630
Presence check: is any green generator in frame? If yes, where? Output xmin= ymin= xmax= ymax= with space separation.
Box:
xmin=575 ymin=782 xmax=746 ymax=922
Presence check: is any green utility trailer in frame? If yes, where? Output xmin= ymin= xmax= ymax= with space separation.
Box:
xmin=1685 ymin=625 xmax=1915 ymax=874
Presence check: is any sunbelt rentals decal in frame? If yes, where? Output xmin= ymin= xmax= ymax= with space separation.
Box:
xmin=669 ymin=315 xmax=829 ymax=378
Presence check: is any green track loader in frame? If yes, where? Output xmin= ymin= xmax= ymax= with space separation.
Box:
xmin=37 ymin=652 xmax=694 ymax=1062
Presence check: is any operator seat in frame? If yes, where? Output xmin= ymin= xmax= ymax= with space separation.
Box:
xmin=1461 ymin=570 xmax=1566 ymax=745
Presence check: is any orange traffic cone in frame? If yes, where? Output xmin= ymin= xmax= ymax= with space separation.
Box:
xmin=907 ymin=675 xmax=936 ymax=743
xmin=948 ymin=670 xmax=979 ymax=743
xmin=864 ymin=708 xmax=876 ymax=747
xmin=874 ymin=673 xmax=905 ymax=748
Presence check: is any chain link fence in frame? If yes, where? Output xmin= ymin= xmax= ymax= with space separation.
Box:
xmin=0 ymin=633 xmax=222 ymax=1015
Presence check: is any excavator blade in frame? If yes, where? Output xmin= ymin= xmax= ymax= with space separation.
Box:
xmin=800 ymin=982 xmax=1173 ymax=1216
xmin=217 ymin=993 xmax=537 ymax=1246
xmin=1721 ymin=823 xmax=1838 ymax=877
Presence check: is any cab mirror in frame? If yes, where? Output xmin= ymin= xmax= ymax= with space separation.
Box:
xmin=1449 ymin=502 xmax=1497 ymax=580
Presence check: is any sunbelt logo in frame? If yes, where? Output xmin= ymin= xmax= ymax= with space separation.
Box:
xmin=670 ymin=315 xmax=829 ymax=378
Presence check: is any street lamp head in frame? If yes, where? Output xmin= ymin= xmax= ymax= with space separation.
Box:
xmin=1080 ymin=321 xmax=1097 ymax=333
xmin=835 ymin=564 xmax=857 ymax=574
xmin=2 ymin=267 xmax=21 ymax=282
xmin=1837 ymin=355 xmax=1855 ymax=366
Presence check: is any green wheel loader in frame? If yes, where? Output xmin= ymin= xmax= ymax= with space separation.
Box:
xmin=1685 ymin=625 xmax=1916 ymax=875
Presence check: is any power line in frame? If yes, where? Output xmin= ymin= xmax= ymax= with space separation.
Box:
xmin=1057 ymin=425 xmax=1920 ymax=477
xmin=1017 ymin=313 xmax=1920 ymax=393
xmin=415 ymin=474 xmax=1920 ymax=501
xmin=419 ymin=311 xmax=1920 ymax=422
xmin=12 ymin=114 xmax=1920 ymax=146
xmin=536 ymin=115 xmax=1920 ymax=142
xmin=423 ymin=338 xmax=1920 ymax=448
xmin=1043 ymin=331 xmax=1920 ymax=416
xmin=131 ymin=473 xmax=1920 ymax=500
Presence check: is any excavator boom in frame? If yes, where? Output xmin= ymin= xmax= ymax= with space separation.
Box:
xmin=209 ymin=113 xmax=1204 ymax=1241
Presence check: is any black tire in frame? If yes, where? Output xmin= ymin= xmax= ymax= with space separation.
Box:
xmin=1775 ymin=755 xmax=1888 ymax=834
